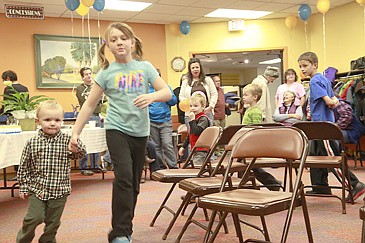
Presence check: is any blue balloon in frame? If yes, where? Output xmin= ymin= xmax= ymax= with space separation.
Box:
xmin=93 ymin=0 xmax=105 ymax=12
xmin=298 ymin=4 xmax=311 ymax=21
xmin=65 ymin=0 xmax=80 ymax=11
xmin=179 ymin=21 xmax=190 ymax=35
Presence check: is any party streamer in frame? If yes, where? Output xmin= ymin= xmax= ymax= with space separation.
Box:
xmin=81 ymin=16 xmax=85 ymax=66
xmin=304 ymin=21 xmax=309 ymax=50
xmin=87 ymin=11 xmax=92 ymax=66
xmin=322 ymin=14 xmax=326 ymax=67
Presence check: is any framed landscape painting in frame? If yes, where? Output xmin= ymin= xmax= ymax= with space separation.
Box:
xmin=34 ymin=34 xmax=100 ymax=88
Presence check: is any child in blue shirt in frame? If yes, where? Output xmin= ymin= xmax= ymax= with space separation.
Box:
xmin=298 ymin=52 xmax=364 ymax=201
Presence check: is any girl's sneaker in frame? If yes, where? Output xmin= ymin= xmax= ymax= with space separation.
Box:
xmin=112 ymin=236 xmax=132 ymax=243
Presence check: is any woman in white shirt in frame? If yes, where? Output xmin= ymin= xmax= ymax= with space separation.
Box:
xmin=179 ymin=58 xmax=218 ymax=125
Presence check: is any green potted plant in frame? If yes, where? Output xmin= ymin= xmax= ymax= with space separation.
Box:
xmin=1 ymin=84 xmax=53 ymax=130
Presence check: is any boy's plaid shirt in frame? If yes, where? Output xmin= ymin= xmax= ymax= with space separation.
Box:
xmin=17 ymin=130 xmax=86 ymax=200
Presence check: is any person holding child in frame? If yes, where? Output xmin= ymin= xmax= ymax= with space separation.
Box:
xmin=298 ymin=51 xmax=365 ymax=201
xmin=272 ymin=90 xmax=303 ymax=126
xmin=68 ymin=22 xmax=171 ymax=243
xmin=178 ymin=92 xmax=210 ymax=165
xmin=241 ymin=83 xmax=282 ymax=191
xmin=16 ymin=100 xmax=86 ymax=243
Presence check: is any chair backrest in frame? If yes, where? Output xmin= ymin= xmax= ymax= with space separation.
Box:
xmin=183 ymin=126 xmax=221 ymax=170
xmin=225 ymin=127 xmax=254 ymax=151
xmin=194 ymin=126 xmax=221 ymax=149
xmin=249 ymin=122 xmax=285 ymax=127
xmin=177 ymin=124 xmax=188 ymax=144
xmin=177 ymin=124 xmax=187 ymax=134
xmin=215 ymin=125 xmax=245 ymax=147
xmin=293 ymin=121 xmax=344 ymax=143
xmin=232 ymin=127 xmax=306 ymax=160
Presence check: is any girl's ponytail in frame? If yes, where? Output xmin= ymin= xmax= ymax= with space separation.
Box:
xmin=133 ymin=36 xmax=143 ymax=61
xmin=98 ymin=42 xmax=109 ymax=69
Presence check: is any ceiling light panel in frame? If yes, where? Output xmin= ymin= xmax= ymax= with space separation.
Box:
xmin=104 ymin=0 xmax=152 ymax=11
xmin=206 ymin=9 xmax=272 ymax=19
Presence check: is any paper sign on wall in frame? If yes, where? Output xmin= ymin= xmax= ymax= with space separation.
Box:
xmin=5 ymin=4 xmax=44 ymax=20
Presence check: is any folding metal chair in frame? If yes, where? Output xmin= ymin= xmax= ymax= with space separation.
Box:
xmin=197 ymin=127 xmax=313 ymax=243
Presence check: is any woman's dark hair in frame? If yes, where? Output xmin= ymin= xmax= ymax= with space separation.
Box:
xmin=186 ymin=57 xmax=205 ymax=86
xmin=2 ymin=70 xmax=17 ymax=81
xmin=284 ymin=68 xmax=298 ymax=83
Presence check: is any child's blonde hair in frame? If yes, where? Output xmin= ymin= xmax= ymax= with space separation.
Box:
xmin=190 ymin=92 xmax=207 ymax=108
xmin=98 ymin=22 xmax=143 ymax=69
xmin=36 ymin=100 xmax=63 ymax=118
xmin=244 ymin=83 xmax=262 ymax=101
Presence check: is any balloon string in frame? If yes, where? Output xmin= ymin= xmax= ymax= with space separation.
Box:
xmin=71 ymin=11 xmax=74 ymax=38
xmin=87 ymin=11 xmax=92 ymax=67
xmin=98 ymin=12 xmax=101 ymax=45
xmin=323 ymin=14 xmax=326 ymax=67
xmin=82 ymin=16 xmax=85 ymax=66
xmin=364 ymin=6 xmax=365 ymax=51
xmin=305 ymin=21 xmax=308 ymax=50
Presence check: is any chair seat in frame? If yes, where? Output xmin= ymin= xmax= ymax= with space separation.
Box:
xmin=293 ymin=156 xmax=342 ymax=167
xmin=151 ymin=169 xmax=201 ymax=183
xmin=198 ymin=189 xmax=295 ymax=216
xmin=179 ymin=177 xmax=242 ymax=196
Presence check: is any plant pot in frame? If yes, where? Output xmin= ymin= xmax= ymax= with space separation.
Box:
xmin=18 ymin=118 xmax=36 ymax=131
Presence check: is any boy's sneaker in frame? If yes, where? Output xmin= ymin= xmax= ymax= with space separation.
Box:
xmin=346 ymin=182 xmax=365 ymax=203
xmin=112 ymin=236 xmax=132 ymax=243
xmin=81 ymin=170 xmax=94 ymax=176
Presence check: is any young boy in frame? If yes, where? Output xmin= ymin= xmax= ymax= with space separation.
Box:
xmin=16 ymin=100 xmax=86 ymax=243
xmin=240 ymin=83 xmax=282 ymax=191
xmin=298 ymin=51 xmax=365 ymax=201
xmin=178 ymin=92 xmax=210 ymax=165
xmin=241 ymin=83 xmax=263 ymax=125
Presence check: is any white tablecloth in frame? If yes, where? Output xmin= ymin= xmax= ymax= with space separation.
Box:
xmin=0 ymin=128 xmax=107 ymax=169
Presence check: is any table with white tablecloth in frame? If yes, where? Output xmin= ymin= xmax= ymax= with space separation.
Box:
xmin=0 ymin=128 xmax=108 ymax=194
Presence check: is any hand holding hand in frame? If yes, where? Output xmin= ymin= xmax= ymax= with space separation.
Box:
xmin=69 ymin=135 xmax=80 ymax=153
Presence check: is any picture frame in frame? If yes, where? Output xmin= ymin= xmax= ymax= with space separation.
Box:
xmin=34 ymin=34 xmax=100 ymax=89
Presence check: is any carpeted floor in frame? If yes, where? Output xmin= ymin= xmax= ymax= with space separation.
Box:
xmin=1 ymin=162 xmax=364 ymax=243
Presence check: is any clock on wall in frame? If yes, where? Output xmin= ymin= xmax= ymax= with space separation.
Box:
xmin=171 ymin=56 xmax=186 ymax=72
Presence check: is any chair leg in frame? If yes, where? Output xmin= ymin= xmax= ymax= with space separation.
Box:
xmin=175 ymin=203 xmax=199 ymax=243
xmin=150 ymin=183 xmax=177 ymax=227
xmin=162 ymin=192 xmax=192 ymax=240
xmin=181 ymin=195 xmax=191 ymax=216
xmin=260 ymin=216 xmax=270 ymax=242
xmin=300 ymin=188 xmax=314 ymax=243
xmin=207 ymin=211 xmax=229 ymax=243
xmin=203 ymin=208 xmax=209 ymax=221
xmin=203 ymin=210 xmax=218 ymax=243
xmin=219 ymin=211 xmax=229 ymax=234
xmin=362 ymin=220 xmax=365 ymax=243
xmin=232 ymin=213 xmax=244 ymax=242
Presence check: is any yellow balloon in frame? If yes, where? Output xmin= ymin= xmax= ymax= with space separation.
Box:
xmin=167 ymin=23 xmax=180 ymax=36
xmin=179 ymin=100 xmax=190 ymax=112
xmin=76 ymin=3 xmax=89 ymax=16
xmin=285 ymin=16 xmax=298 ymax=30
xmin=356 ymin=0 xmax=365 ymax=5
xmin=317 ymin=0 xmax=330 ymax=14
xmin=81 ymin=0 xmax=95 ymax=7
